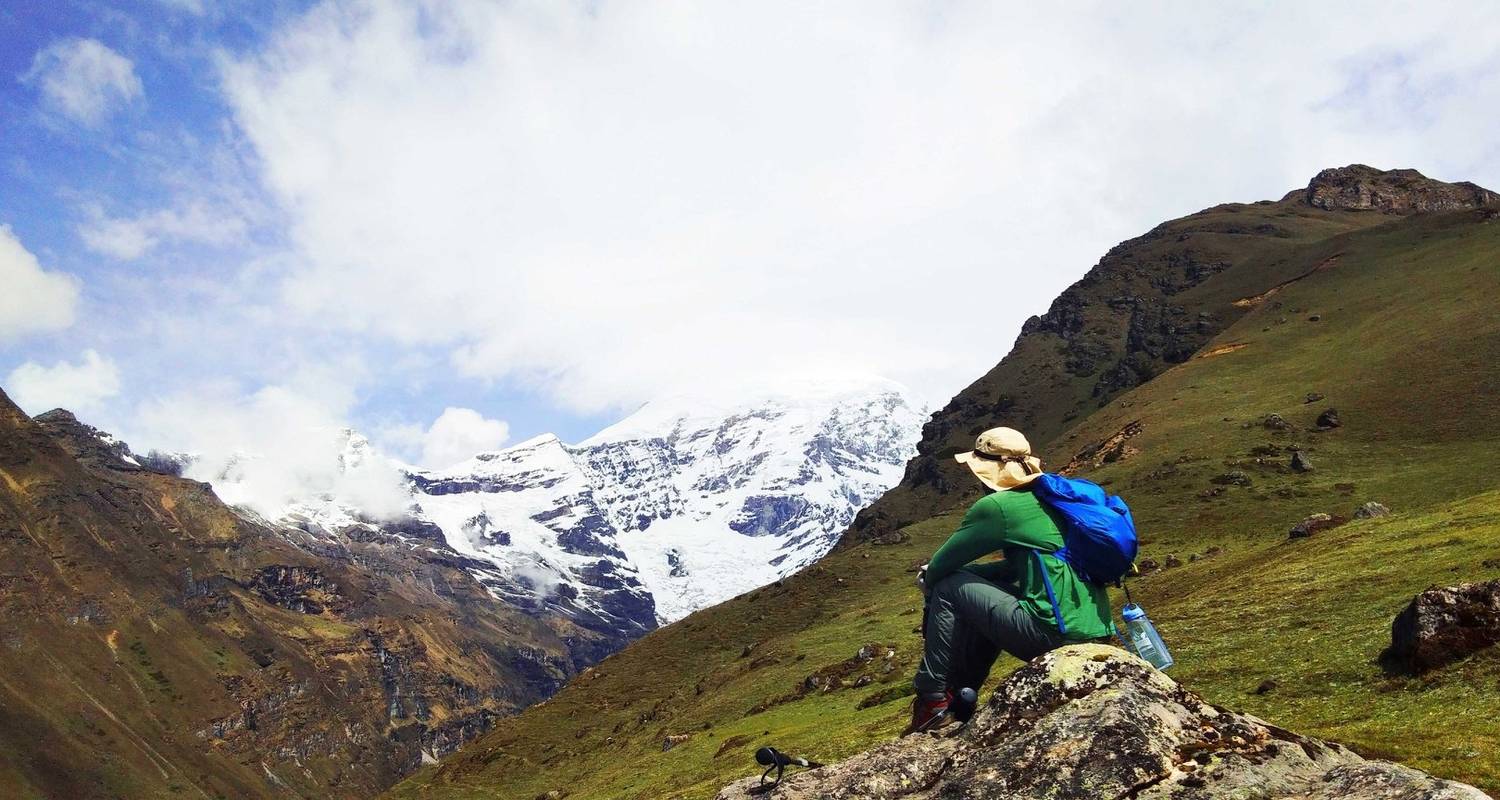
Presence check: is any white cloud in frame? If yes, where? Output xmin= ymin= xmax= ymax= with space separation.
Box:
xmin=217 ymin=1 xmax=1500 ymax=415
xmin=23 ymin=38 xmax=142 ymax=127
xmin=78 ymin=201 xmax=250 ymax=260
xmin=5 ymin=350 xmax=121 ymax=415
xmin=418 ymin=407 xmax=511 ymax=470
xmin=132 ymin=384 xmax=411 ymax=521
xmin=0 ymin=225 xmax=81 ymax=342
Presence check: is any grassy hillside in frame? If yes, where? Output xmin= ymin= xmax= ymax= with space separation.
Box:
xmin=390 ymin=191 xmax=1500 ymax=799
xmin=848 ymin=165 xmax=1493 ymax=542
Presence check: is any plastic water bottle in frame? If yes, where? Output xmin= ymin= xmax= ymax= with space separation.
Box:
xmin=1121 ymin=603 xmax=1174 ymax=671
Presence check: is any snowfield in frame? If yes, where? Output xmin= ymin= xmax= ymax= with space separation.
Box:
xmin=207 ymin=379 xmax=925 ymax=629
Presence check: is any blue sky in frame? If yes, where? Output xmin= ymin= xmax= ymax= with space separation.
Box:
xmin=2 ymin=1 xmax=1498 ymax=478
xmin=1 ymin=0 xmax=620 ymax=457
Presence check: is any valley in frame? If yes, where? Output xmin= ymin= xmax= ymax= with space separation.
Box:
xmin=390 ymin=167 xmax=1500 ymax=799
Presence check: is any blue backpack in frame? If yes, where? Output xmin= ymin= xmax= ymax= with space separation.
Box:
xmin=1024 ymin=474 xmax=1138 ymax=636
xmin=1031 ymin=473 xmax=1138 ymax=587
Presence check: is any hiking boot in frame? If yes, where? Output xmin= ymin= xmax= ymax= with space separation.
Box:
xmin=902 ymin=691 xmax=953 ymax=736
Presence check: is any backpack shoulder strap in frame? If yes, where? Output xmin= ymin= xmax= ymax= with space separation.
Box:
xmin=1030 ymin=550 xmax=1069 ymax=635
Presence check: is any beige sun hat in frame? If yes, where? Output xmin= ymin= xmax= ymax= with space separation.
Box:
xmin=954 ymin=426 xmax=1044 ymax=492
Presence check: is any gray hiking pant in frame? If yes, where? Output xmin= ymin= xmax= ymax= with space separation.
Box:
xmin=913 ymin=571 xmax=1068 ymax=695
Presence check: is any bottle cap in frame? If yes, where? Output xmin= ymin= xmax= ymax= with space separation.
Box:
xmin=1121 ymin=603 xmax=1145 ymax=621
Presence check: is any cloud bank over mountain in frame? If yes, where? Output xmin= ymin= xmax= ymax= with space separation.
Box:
xmin=4 ymin=1 xmax=1500 ymax=479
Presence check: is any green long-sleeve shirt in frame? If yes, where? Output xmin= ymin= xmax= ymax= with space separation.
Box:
xmin=928 ymin=487 xmax=1114 ymax=640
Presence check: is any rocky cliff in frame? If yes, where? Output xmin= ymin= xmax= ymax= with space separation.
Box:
xmin=715 ymin=646 xmax=1492 ymax=800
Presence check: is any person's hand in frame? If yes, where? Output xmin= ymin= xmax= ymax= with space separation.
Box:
xmin=915 ymin=563 xmax=930 ymax=597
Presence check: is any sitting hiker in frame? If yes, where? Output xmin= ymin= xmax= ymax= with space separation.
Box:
xmin=906 ymin=426 xmax=1115 ymax=735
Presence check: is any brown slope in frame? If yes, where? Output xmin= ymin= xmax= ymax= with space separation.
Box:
xmin=0 ymin=390 xmax=616 ymax=799
xmin=847 ymin=164 xmax=1497 ymax=542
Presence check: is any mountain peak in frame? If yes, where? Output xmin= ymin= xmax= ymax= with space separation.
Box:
xmin=1299 ymin=164 xmax=1497 ymax=213
xmin=31 ymin=406 xmax=140 ymax=469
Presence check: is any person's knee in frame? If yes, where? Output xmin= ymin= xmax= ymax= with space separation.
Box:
xmin=930 ymin=571 xmax=971 ymax=601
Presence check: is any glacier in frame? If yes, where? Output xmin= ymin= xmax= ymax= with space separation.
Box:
xmin=409 ymin=379 xmax=926 ymax=623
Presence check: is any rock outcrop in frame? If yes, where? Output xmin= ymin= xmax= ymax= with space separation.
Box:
xmin=715 ymin=645 xmax=1491 ymax=800
xmin=1385 ymin=580 xmax=1500 ymax=673
xmin=1302 ymin=165 xmax=1498 ymax=214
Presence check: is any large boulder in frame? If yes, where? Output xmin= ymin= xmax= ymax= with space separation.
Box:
xmin=1385 ymin=581 xmax=1500 ymax=673
xmin=715 ymin=645 xmax=1491 ymax=800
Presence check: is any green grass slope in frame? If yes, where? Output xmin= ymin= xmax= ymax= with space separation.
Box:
xmin=390 ymin=203 xmax=1500 ymax=800
xmin=848 ymin=165 xmax=1491 ymax=542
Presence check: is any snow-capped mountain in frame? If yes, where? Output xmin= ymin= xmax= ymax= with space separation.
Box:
xmin=410 ymin=380 xmax=925 ymax=622
xmin=156 ymin=379 xmax=924 ymax=630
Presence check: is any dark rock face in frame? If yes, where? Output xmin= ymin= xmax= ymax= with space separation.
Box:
xmin=1291 ymin=449 xmax=1315 ymax=473
xmin=1385 ymin=581 xmax=1500 ymax=673
xmin=380 ymin=516 xmax=447 ymax=542
xmin=715 ymin=646 xmax=1492 ymax=800
xmin=1304 ymin=165 xmax=1498 ymax=213
xmin=730 ymin=495 xmax=813 ymax=537
xmin=250 ymin=565 xmax=343 ymax=614
xmin=1316 ymin=408 xmax=1343 ymax=430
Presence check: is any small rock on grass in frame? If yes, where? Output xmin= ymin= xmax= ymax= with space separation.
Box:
xmin=1354 ymin=501 xmax=1390 ymax=519
xmin=1315 ymin=408 xmax=1343 ymax=429
xmin=1289 ymin=513 xmax=1346 ymax=538
xmin=1290 ymin=450 xmax=1314 ymax=473
xmin=1211 ymin=471 xmax=1253 ymax=487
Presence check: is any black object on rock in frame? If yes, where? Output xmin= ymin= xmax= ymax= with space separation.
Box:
xmin=750 ymin=747 xmax=823 ymax=794
xmin=951 ymin=687 xmax=979 ymax=724
xmin=1290 ymin=450 xmax=1315 ymax=473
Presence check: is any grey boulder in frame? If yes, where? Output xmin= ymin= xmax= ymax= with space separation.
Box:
xmin=715 ymin=645 xmax=1490 ymax=800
